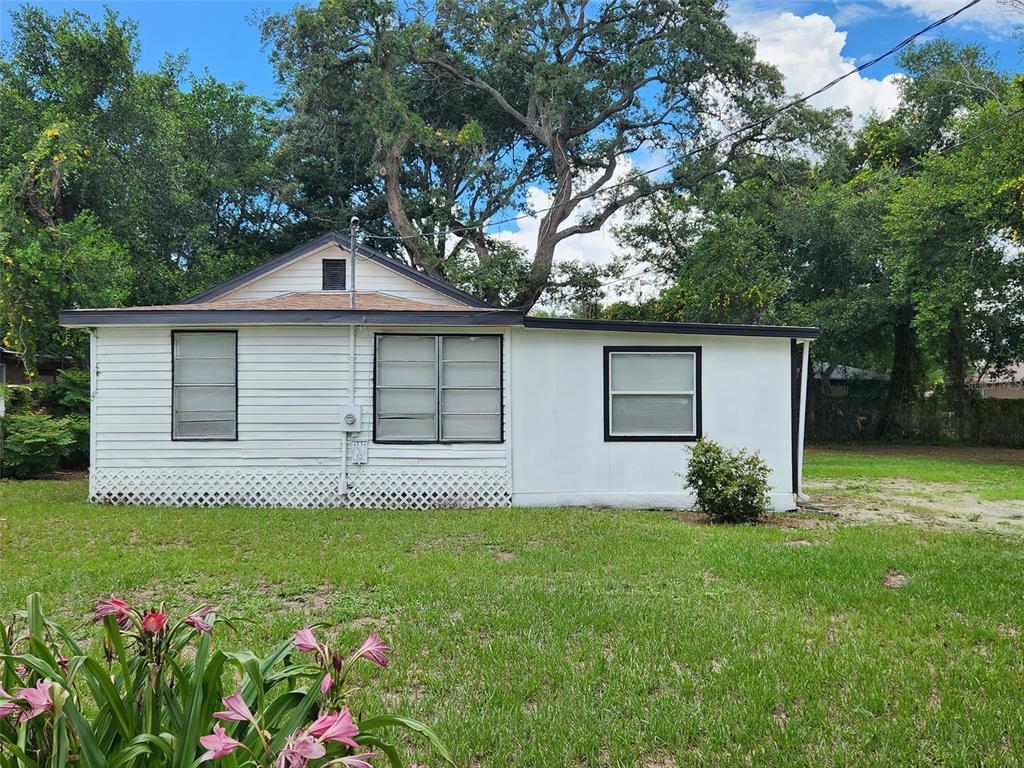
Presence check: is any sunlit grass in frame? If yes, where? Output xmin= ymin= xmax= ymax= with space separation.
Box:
xmin=805 ymin=446 xmax=1024 ymax=500
xmin=2 ymin=478 xmax=1024 ymax=766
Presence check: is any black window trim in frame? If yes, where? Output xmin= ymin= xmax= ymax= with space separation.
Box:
xmin=603 ymin=345 xmax=702 ymax=442
xmin=373 ymin=332 xmax=505 ymax=445
xmin=171 ymin=329 xmax=239 ymax=442
xmin=321 ymin=257 xmax=347 ymax=291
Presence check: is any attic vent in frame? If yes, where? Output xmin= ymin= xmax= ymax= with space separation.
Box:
xmin=322 ymin=259 xmax=347 ymax=290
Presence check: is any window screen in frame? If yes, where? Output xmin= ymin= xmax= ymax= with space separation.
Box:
xmin=605 ymin=348 xmax=698 ymax=440
xmin=375 ymin=335 xmax=502 ymax=442
xmin=322 ymin=259 xmax=347 ymax=290
xmin=172 ymin=332 xmax=237 ymax=440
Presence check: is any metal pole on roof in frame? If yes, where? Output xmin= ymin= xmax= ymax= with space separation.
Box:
xmin=349 ymin=216 xmax=359 ymax=310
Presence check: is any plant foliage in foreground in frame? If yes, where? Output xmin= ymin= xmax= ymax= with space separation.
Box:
xmin=0 ymin=594 xmax=450 ymax=768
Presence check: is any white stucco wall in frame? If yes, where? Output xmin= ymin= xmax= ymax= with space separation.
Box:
xmin=508 ymin=328 xmax=796 ymax=510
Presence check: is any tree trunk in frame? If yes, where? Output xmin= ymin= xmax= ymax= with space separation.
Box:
xmin=944 ymin=309 xmax=969 ymax=441
xmin=877 ymin=303 xmax=918 ymax=438
xmin=382 ymin=128 xmax=445 ymax=279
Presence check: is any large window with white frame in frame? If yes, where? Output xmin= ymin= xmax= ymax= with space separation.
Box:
xmin=374 ymin=334 xmax=502 ymax=443
xmin=604 ymin=346 xmax=700 ymax=441
xmin=172 ymin=331 xmax=237 ymax=440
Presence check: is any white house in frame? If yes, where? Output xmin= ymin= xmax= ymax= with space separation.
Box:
xmin=59 ymin=231 xmax=817 ymax=511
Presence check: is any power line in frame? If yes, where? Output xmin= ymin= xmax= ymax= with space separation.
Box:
xmin=362 ymin=0 xmax=985 ymax=244
xmin=607 ymin=104 xmax=1024 ymax=292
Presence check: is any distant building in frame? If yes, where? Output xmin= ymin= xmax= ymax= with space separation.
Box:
xmin=0 ymin=348 xmax=57 ymax=386
xmin=812 ymin=363 xmax=888 ymax=396
xmin=968 ymin=363 xmax=1024 ymax=400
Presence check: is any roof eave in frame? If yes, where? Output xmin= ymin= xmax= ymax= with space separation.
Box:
xmin=521 ymin=316 xmax=820 ymax=339
xmin=58 ymin=308 xmax=524 ymax=328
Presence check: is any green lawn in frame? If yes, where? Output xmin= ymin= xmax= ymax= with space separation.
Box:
xmin=2 ymin=478 xmax=1024 ymax=766
xmin=805 ymin=445 xmax=1024 ymax=501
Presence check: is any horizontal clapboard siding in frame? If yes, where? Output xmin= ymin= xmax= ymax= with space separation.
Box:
xmin=93 ymin=324 xmax=510 ymax=475
xmin=94 ymin=326 xmax=347 ymax=469
xmin=220 ymin=243 xmax=465 ymax=306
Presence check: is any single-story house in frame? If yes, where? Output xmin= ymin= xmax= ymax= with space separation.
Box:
xmin=59 ymin=231 xmax=818 ymax=510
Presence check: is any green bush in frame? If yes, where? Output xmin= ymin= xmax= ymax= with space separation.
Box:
xmin=1 ymin=413 xmax=75 ymax=479
xmin=53 ymin=368 xmax=91 ymax=414
xmin=684 ymin=438 xmax=771 ymax=523
xmin=60 ymin=413 xmax=90 ymax=468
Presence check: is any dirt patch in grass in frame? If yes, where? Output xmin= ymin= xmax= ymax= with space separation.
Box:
xmin=807 ymin=478 xmax=1024 ymax=533
xmin=884 ymin=569 xmax=909 ymax=588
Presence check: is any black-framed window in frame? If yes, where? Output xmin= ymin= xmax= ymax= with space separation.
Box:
xmin=603 ymin=346 xmax=701 ymax=442
xmin=374 ymin=334 xmax=503 ymax=443
xmin=322 ymin=258 xmax=347 ymax=290
xmin=172 ymin=331 xmax=238 ymax=440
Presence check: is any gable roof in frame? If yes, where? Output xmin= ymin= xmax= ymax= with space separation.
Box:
xmin=183 ymin=231 xmax=493 ymax=308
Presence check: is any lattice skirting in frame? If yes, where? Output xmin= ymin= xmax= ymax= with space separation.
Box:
xmin=346 ymin=468 xmax=512 ymax=509
xmin=90 ymin=468 xmax=346 ymax=508
xmin=89 ymin=467 xmax=511 ymax=509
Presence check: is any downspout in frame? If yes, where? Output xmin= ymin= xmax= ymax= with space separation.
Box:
xmin=89 ymin=329 xmax=98 ymax=499
xmin=796 ymin=338 xmax=811 ymax=501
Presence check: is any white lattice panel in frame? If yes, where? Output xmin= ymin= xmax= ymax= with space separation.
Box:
xmin=346 ymin=468 xmax=512 ymax=509
xmin=90 ymin=468 xmax=346 ymax=508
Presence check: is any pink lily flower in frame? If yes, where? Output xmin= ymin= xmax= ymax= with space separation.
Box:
xmin=320 ymin=673 xmax=332 ymax=695
xmin=0 ymin=685 xmax=21 ymax=719
xmin=93 ymin=596 xmax=132 ymax=628
xmin=307 ymin=708 xmax=359 ymax=748
xmin=340 ymin=754 xmax=376 ymax=768
xmin=186 ymin=605 xmax=215 ymax=634
xmin=275 ymin=733 xmax=326 ymax=768
xmin=352 ymin=633 xmax=391 ymax=668
xmin=199 ymin=724 xmax=242 ymax=762
xmin=17 ymin=680 xmax=53 ymax=722
xmin=293 ymin=627 xmax=319 ymax=654
xmin=141 ymin=611 xmax=168 ymax=634
xmin=214 ymin=691 xmax=256 ymax=723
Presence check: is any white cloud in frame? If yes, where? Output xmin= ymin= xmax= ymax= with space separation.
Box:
xmin=493 ymin=157 xmax=660 ymax=301
xmin=879 ymin=0 xmax=1024 ymax=30
xmin=731 ymin=10 xmax=903 ymax=121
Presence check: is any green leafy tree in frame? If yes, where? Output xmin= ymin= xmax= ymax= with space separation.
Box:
xmin=264 ymin=0 xmax=809 ymax=308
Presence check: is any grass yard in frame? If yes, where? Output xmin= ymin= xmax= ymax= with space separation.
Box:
xmin=805 ymin=444 xmax=1024 ymax=531
xmin=3 ymin=471 xmax=1024 ymax=766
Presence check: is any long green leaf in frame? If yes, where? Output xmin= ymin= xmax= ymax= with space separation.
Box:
xmin=358 ymin=715 xmax=454 ymax=766
xmin=0 ymin=739 xmax=43 ymax=768
xmin=78 ymin=657 xmax=133 ymax=740
xmin=171 ymin=632 xmax=210 ymax=768
xmin=59 ymin=689 xmax=109 ymax=768
xmin=353 ymin=735 xmax=403 ymax=768
xmin=24 ymin=596 xmax=43 ymax=641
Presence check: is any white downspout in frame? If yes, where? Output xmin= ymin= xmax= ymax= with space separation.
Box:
xmin=89 ymin=329 xmax=98 ymax=499
xmin=796 ymin=338 xmax=811 ymax=501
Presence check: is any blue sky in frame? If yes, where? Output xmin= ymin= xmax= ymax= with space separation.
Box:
xmin=1 ymin=0 xmax=1020 ymax=277
xmin=0 ymin=0 xmax=1020 ymax=103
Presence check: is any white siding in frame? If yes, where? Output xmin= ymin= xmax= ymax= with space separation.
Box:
xmin=90 ymin=324 xmax=511 ymax=507
xmin=220 ymin=243 xmax=467 ymax=306
xmin=93 ymin=326 xmax=347 ymax=469
xmin=508 ymin=329 xmax=797 ymax=510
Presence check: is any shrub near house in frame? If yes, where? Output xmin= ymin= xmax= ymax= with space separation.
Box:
xmin=0 ymin=369 xmax=89 ymax=478
xmin=0 ymin=594 xmax=451 ymax=768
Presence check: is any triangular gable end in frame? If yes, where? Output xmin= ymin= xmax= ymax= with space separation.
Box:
xmin=184 ymin=231 xmax=492 ymax=308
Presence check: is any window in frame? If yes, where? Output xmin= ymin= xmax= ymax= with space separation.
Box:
xmin=604 ymin=346 xmax=700 ymax=441
xmin=172 ymin=331 xmax=237 ymax=440
xmin=375 ymin=334 xmax=502 ymax=443
xmin=322 ymin=259 xmax=347 ymax=290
